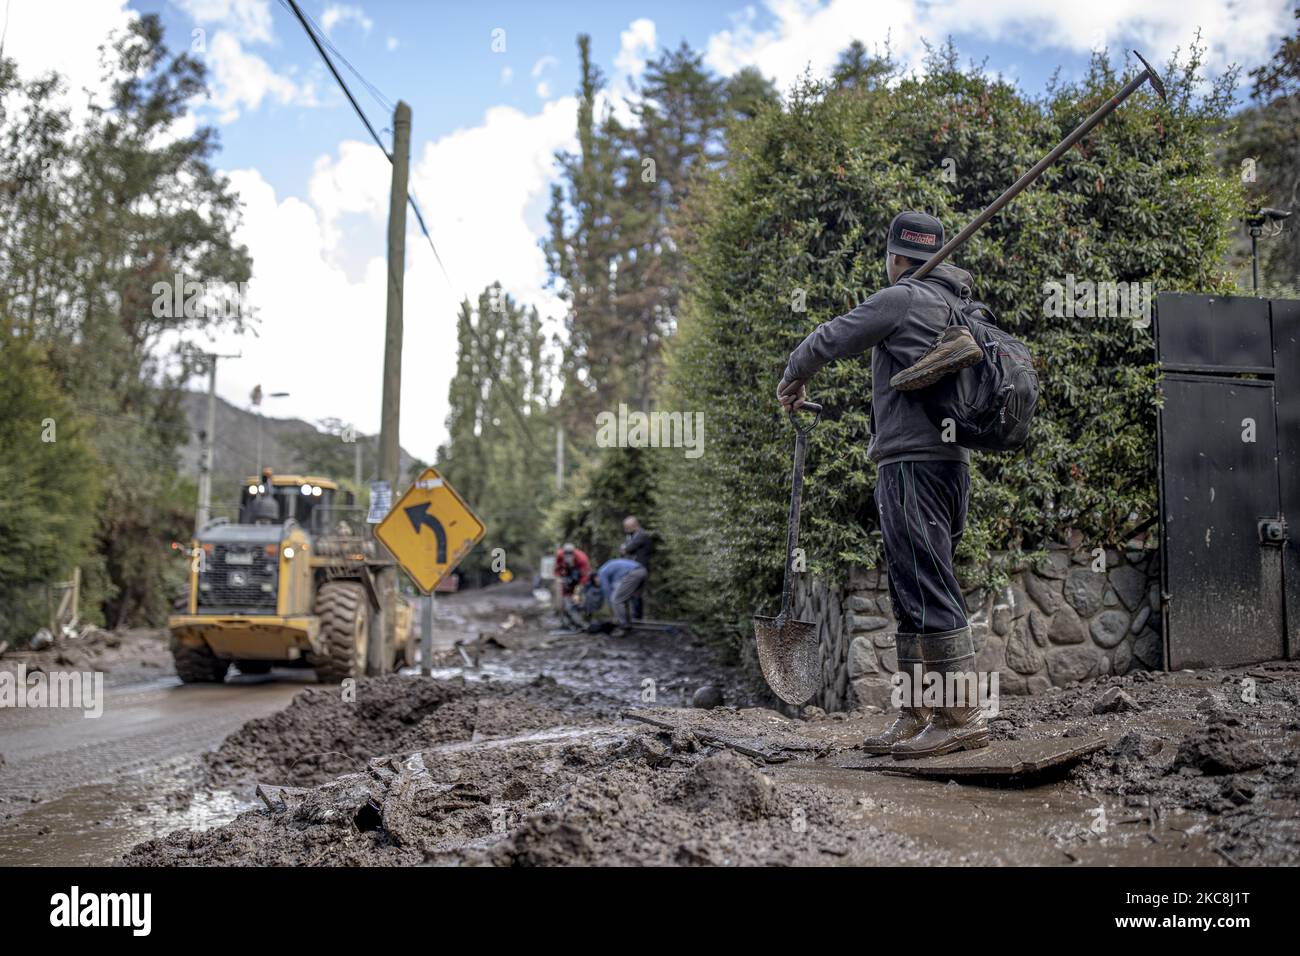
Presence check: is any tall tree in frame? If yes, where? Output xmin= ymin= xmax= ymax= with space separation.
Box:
xmin=832 ymin=39 xmax=893 ymax=91
xmin=0 ymin=15 xmax=251 ymax=627
xmin=546 ymin=36 xmax=741 ymax=434
xmin=437 ymin=284 xmax=556 ymax=585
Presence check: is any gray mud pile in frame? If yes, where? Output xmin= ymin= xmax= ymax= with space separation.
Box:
xmin=121 ymin=586 xmax=1300 ymax=867
xmin=199 ymin=672 xmax=616 ymax=790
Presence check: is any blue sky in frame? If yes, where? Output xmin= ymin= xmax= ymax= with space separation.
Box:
xmin=7 ymin=0 xmax=1295 ymax=461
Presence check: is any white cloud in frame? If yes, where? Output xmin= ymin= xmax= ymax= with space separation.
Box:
xmin=531 ymin=55 xmax=558 ymax=98
xmin=703 ymin=0 xmax=1293 ymax=89
xmin=198 ymin=98 xmax=578 ymax=460
xmin=320 ymin=3 xmax=373 ymax=37
xmin=705 ymin=0 xmax=922 ymax=88
xmin=308 ymin=139 xmax=391 ymax=251
xmin=1 ymin=0 xmax=136 ymax=106
xmin=205 ymin=31 xmax=318 ymax=123
xmin=174 ymin=0 xmax=274 ymax=44
xmin=500 ymin=66 xmax=513 ymax=85
xmin=386 ymin=36 xmax=399 ymax=52
xmin=928 ymin=0 xmax=1291 ymax=73
xmin=614 ymin=17 xmax=657 ymax=81
xmin=178 ymin=167 xmax=393 ymax=445
xmin=173 ymin=0 xmax=324 ymax=124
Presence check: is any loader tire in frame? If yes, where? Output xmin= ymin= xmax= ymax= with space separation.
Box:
xmin=171 ymin=638 xmax=230 ymax=683
xmin=310 ymin=581 xmax=369 ymax=683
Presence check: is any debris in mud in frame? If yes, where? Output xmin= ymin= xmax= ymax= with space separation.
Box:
xmin=1171 ymin=725 xmax=1267 ymax=776
xmin=0 ymin=627 xmax=171 ymax=686
xmin=1094 ymin=687 xmax=1140 ymax=714
xmin=118 ymin=587 xmax=1300 ymax=867
xmin=202 ymin=673 xmax=618 ymax=790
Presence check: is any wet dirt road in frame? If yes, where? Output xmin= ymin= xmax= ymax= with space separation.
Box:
xmin=0 ymin=672 xmax=309 ymax=866
xmin=122 ymin=583 xmax=1300 ymax=867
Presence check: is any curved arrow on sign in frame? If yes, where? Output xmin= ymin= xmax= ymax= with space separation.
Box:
xmin=404 ymin=502 xmax=447 ymax=563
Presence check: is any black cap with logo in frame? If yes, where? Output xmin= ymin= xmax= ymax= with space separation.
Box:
xmin=887 ymin=211 xmax=944 ymax=260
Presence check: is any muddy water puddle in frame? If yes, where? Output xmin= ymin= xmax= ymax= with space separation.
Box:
xmin=775 ymin=761 xmax=1226 ymax=866
xmin=0 ymin=756 xmax=251 ymax=866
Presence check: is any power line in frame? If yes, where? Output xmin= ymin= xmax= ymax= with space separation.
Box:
xmin=287 ymin=0 xmax=394 ymax=114
xmin=283 ymin=0 xmax=388 ymax=157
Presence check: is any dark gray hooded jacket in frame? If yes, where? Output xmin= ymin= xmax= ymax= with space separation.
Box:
xmin=781 ymin=262 xmax=974 ymax=466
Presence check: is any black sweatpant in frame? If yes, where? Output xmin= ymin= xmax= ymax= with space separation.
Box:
xmin=874 ymin=460 xmax=969 ymax=635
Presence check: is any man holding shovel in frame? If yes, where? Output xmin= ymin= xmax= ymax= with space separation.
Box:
xmin=777 ymin=211 xmax=988 ymax=758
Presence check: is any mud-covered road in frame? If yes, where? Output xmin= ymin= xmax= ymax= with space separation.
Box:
xmin=0 ymin=634 xmax=309 ymax=866
xmin=101 ymin=583 xmax=1300 ymax=867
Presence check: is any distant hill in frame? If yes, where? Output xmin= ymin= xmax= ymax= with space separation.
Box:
xmin=177 ymin=391 xmax=421 ymax=515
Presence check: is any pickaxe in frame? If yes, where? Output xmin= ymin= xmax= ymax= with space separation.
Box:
xmin=913 ymin=51 xmax=1167 ymax=280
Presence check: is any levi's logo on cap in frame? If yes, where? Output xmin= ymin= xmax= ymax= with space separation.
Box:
xmin=900 ymin=228 xmax=937 ymax=246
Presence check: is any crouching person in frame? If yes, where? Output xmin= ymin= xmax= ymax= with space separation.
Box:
xmin=596 ymin=557 xmax=647 ymax=635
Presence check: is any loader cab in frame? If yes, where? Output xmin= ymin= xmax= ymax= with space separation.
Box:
xmin=238 ymin=473 xmax=339 ymax=536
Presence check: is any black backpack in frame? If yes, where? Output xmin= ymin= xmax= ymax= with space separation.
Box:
xmin=920 ymin=299 xmax=1039 ymax=453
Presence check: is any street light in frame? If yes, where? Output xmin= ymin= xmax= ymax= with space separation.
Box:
xmin=1245 ymin=207 xmax=1292 ymax=293
xmin=253 ymin=388 xmax=291 ymax=475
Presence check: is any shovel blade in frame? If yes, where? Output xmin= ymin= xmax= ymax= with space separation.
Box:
xmin=753 ymin=614 xmax=820 ymax=705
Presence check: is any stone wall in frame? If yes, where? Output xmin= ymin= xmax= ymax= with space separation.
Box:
xmin=792 ymin=545 xmax=1163 ymax=712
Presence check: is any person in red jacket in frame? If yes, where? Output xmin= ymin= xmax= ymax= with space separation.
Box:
xmin=554 ymin=543 xmax=593 ymax=631
xmin=554 ymin=543 xmax=591 ymax=597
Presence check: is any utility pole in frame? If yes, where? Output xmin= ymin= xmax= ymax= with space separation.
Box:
xmin=373 ymin=99 xmax=411 ymax=677
xmin=555 ymin=426 xmax=565 ymax=491
xmin=196 ymin=351 xmax=239 ymax=535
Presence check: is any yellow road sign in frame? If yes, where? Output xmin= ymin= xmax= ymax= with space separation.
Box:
xmin=374 ymin=467 xmax=485 ymax=594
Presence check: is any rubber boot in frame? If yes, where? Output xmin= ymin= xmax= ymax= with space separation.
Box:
xmin=860 ymin=632 xmax=930 ymax=754
xmin=892 ymin=626 xmax=989 ymax=759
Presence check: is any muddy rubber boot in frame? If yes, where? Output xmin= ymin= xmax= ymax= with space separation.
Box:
xmin=860 ymin=633 xmax=930 ymax=754
xmin=889 ymin=325 xmax=983 ymax=391
xmin=892 ymin=626 xmax=989 ymax=759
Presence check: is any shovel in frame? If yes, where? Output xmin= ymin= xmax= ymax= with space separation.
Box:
xmin=753 ymin=400 xmax=823 ymax=705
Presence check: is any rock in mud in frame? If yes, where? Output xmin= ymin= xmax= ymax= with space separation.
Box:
xmin=692 ymin=684 xmax=723 ymax=709
xmin=670 ymin=751 xmax=780 ymax=822
xmin=1172 ymin=725 xmax=1267 ymax=776
xmin=1109 ymin=730 xmax=1162 ymax=763
xmin=1094 ymin=687 xmax=1140 ymax=714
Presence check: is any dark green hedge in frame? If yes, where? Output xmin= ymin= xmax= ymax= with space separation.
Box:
xmin=658 ymin=48 xmax=1242 ymax=641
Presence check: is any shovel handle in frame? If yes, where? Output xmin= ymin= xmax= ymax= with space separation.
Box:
xmin=780 ymin=410 xmax=816 ymax=618
xmin=789 ymin=400 xmax=822 ymax=435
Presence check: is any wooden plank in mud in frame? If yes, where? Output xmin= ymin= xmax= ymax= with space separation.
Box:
xmin=622 ymin=708 xmax=830 ymax=763
xmin=831 ymin=736 xmax=1106 ymax=778
xmin=256 ymin=782 xmax=312 ymax=811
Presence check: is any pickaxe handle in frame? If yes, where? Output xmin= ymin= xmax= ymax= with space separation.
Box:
xmin=913 ymin=51 xmax=1166 ymax=281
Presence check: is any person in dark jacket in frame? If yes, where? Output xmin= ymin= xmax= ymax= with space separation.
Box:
xmin=620 ymin=516 xmax=651 ymax=619
xmin=776 ymin=211 xmax=990 ymax=759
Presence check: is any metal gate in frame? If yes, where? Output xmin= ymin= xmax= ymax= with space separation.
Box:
xmin=1155 ymin=292 xmax=1300 ymax=669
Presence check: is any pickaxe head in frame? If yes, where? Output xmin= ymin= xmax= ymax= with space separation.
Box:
xmin=1133 ymin=50 xmax=1167 ymax=102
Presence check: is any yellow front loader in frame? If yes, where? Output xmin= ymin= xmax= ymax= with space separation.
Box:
xmin=168 ymin=470 xmax=413 ymax=683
